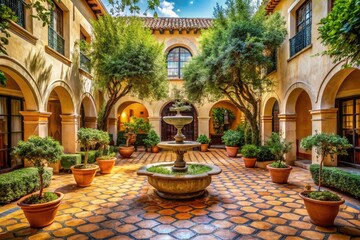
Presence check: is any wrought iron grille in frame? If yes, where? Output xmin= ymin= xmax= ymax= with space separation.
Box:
xmin=289 ymin=23 xmax=311 ymax=57
xmin=0 ymin=0 xmax=26 ymax=27
xmin=80 ymin=52 xmax=91 ymax=73
xmin=48 ymin=26 xmax=65 ymax=55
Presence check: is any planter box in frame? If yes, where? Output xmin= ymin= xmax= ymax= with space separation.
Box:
xmin=255 ymin=161 xmax=274 ymax=169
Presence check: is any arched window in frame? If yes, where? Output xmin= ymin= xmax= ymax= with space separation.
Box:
xmin=167 ymin=47 xmax=192 ymax=79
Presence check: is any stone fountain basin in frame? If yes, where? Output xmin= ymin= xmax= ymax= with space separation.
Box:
xmin=157 ymin=141 xmax=200 ymax=151
xmin=137 ymin=162 xmax=222 ymax=199
xmin=163 ymin=116 xmax=193 ymax=126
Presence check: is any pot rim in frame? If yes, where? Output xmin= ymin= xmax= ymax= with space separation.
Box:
xmin=299 ymin=191 xmax=345 ymax=205
xmin=71 ymin=164 xmax=99 ymax=171
xmin=96 ymin=157 xmax=117 ymax=161
xmin=266 ymin=164 xmax=292 ymax=170
xmin=17 ymin=192 xmax=64 ymax=207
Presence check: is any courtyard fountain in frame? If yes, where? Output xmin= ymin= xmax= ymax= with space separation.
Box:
xmin=137 ymin=104 xmax=222 ymax=199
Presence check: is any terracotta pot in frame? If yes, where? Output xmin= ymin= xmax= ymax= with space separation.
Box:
xmin=17 ymin=192 xmax=64 ymax=228
xmin=266 ymin=164 xmax=292 ymax=184
xmin=200 ymin=144 xmax=209 ymax=152
xmin=299 ymin=191 xmax=345 ymax=227
xmin=225 ymin=146 xmax=239 ymax=157
xmin=96 ymin=157 xmax=116 ymax=174
xmin=119 ymin=146 xmax=135 ymax=158
xmin=71 ymin=165 xmax=99 ymax=187
xmin=151 ymin=146 xmax=160 ymax=153
xmin=243 ymin=157 xmax=257 ymax=168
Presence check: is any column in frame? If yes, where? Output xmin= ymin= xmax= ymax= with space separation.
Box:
xmin=60 ymin=114 xmax=79 ymax=153
xmin=310 ymin=108 xmax=338 ymax=166
xmin=278 ymin=114 xmax=297 ymax=165
xmin=84 ymin=116 xmax=97 ymax=129
xmin=261 ymin=115 xmax=272 ymax=144
xmin=107 ymin=117 xmax=117 ymax=144
xmin=148 ymin=116 xmax=161 ymax=135
xmin=198 ymin=116 xmax=210 ymax=136
xmin=20 ymin=111 xmax=51 ymax=140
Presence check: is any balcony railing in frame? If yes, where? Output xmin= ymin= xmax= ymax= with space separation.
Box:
xmin=0 ymin=0 xmax=26 ymax=27
xmin=80 ymin=52 xmax=91 ymax=73
xmin=289 ymin=24 xmax=311 ymax=57
xmin=48 ymin=26 xmax=65 ymax=55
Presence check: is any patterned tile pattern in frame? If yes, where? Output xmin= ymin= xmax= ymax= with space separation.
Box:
xmin=1 ymin=149 xmax=360 ymax=239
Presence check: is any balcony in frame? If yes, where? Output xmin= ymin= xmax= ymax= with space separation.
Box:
xmin=48 ymin=26 xmax=65 ymax=55
xmin=80 ymin=52 xmax=91 ymax=73
xmin=0 ymin=0 xmax=26 ymax=27
xmin=289 ymin=24 xmax=311 ymax=57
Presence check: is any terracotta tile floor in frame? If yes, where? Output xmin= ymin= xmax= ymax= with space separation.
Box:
xmin=1 ymin=149 xmax=360 ymax=240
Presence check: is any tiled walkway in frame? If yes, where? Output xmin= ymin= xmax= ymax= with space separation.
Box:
xmin=1 ymin=149 xmax=360 ymax=240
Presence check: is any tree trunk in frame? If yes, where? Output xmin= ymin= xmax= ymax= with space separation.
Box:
xmin=38 ymin=168 xmax=44 ymax=198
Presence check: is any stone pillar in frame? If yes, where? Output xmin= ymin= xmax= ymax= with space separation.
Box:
xmin=310 ymin=108 xmax=338 ymax=166
xmin=107 ymin=118 xmax=117 ymax=144
xmin=278 ymin=114 xmax=297 ymax=165
xmin=198 ymin=116 xmax=210 ymax=137
xmin=149 ymin=116 xmax=161 ymax=135
xmin=84 ymin=116 xmax=97 ymax=129
xmin=261 ymin=115 xmax=273 ymax=144
xmin=20 ymin=111 xmax=51 ymax=140
xmin=60 ymin=114 xmax=79 ymax=153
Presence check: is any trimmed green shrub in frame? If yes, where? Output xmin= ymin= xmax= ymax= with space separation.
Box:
xmin=135 ymin=133 xmax=148 ymax=147
xmin=257 ymin=146 xmax=275 ymax=162
xmin=222 ymin=130 xmax=242 ymax=147
xmin=77 ymin=150 xmax=99 ymax=164
xmin=197 ymin=134 xmax=211 ymax=144
xmin=240 ymin=144 xmax=260 ymax=158
xmin=310 ymin=164 xmax=360 ymax=199
xmin=0 ymin=167 xmax=52 ymax=204
xmin=117 ymin=131 xmax=126 ymax=146
xmin=61 ymin=154 xmax=82 ymax=170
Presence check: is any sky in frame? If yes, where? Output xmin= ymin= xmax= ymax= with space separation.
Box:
xmin=101 ymin=0 xmax=228 ymax=18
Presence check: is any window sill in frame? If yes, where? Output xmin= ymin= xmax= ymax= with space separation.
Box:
xmin=9 ymin=21 xmax=38 ymax=45
xmin=287 ymin=44 xmax=312 ymax=62
xmin=79 ymin=68 xmax=93 ymax=79
xmin=45 ymin=46 xmax=72 ymax=66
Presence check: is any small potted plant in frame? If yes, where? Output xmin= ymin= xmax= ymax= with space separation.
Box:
xmin=256 ymin=145 xmax=275 ymax=169
xmin=240 ymin=144 xmax=260 ymax=168
xmin=144 ymin=130 xmax=161 ymax=153
xmin=197 ymin=134 xmax=211 ymax=152
xmin=222 ymin=130 xmax=242 ymax=157
xmin=266 ymin=132 xmax=293 ymax=183
xmin=71 ymin=128 xmax=101 ymax=187
xmin=300 ymin=132 xmax=351 ymax=226
xmin=12 ymin=136 xmax=64 ymax=228
xmin=96 ymin=130 xmax=117 ymax=174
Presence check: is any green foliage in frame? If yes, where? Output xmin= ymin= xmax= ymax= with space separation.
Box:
xmin=257 ymin=145 xmax=275 ymax=162
xmin=0 ymin=167 xmax=52 ymax=204
xmin=183 ymin=0 xmax=286 ymax=145
xmin=97 ymin=152 xmax=116 ymax=160
xmin=124 ymin=117 xmax=152 ymax=134
xmin=310 ymin=164 xmax=360 ymax=199
xmin=77 ymin=128 xmax=109 ymax=165
xmin=269 ymin=161 xmax=288 ymax=168
xmin=211 ymin=108 xmax=235 ymax=134
xmin=318 ymin=0 xmax=360 ymax=67
xmin=91 ymin=16 xmax=168 ymax=130
xmin=236 ymin=122 xmax=252 ymax=146
xmin=144 ymin=130 xmax=160 ymax=147
xmin=266 ymin=132 xmax=292 ymax=164
xmin=240 ymin=144 xmax=259 ymax=158
xmin=307 ymin=191 xmax=341 ymax=201
xmin=222 ymin=130 xmax=242 ymax=147
xmin=147 ymin=164 xmax=212 ymax=175
xmin=108 ymin=0 xmax=160 ymax=17
xmin=23 ymin=192 xmax=58 ymax=204
xmin=60 ymin=154 xmax=82 ymax=170
xmin=117 ymin=131 xmax=126 ymax=145
xmin=77 ymin=150 xmax=100 ymax=164
xmin=197 ymin=134 xmax=211 ymax=144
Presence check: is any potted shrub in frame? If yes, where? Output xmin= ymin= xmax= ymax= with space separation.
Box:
xmin=240 ymin=144 xmax=260 ymax=168
xmin=96 ymin=130 xmax=117 ymax=174
xmin=256 ymin=145 xmax=275 ymax=169
xmin=300 ymin=132 xmax=351 ymax=226
xmin=222 ymin=130 xmax=242 ymax=157
xmin=71 ymin=128 xmax=101 ymax=187
xmin=197 ymin=134 xmax=211 ymax=152
xmin=144 ymin=130 xmax=161 ymax=153
xmin=12 ymin=136 xmax=64 ymax=228
xmin=266 ymin=132 xmax=293 ymax=184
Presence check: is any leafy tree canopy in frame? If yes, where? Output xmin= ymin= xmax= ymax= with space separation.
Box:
xmin=108 ymin=0 xmax=160 ymax=17
xmin=318 ymin=0 xmax=360 ymax=67
xmin=91 ymin=16 xmax=167 ymax=130
xmin=183 ymin=0 xmax=286 ymax=144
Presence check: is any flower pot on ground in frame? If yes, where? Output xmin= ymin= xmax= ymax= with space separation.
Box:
xmin=119 ymin=130 xmax=137 ymax=158
xmin=266 ymin=132 xmax=293 ymax=183
xmin=124 ymin=117 xmax=152 ymax=146
xmin=72 ymin=128 xmax=102 ymax=186
xmin=96 ymin=130 xmax=117 ymax=174
xmin=222 ymin=130 xmax=242 ymax=157
xmin=144 ymin=130 xmax=161 ymax=153
xmin=240 ymin=144 xmax=260 ymax=168
xmin=197 ymin=134 xmax=211 ymax=152
xmin=300 ymin=132 xmax=351 ymax=226
xmin=12 ymin=136 xmax=64 ymax=228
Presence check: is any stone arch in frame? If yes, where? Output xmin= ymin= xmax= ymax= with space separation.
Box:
xmin=111 ymin=96 xmax=153 ymax=119
xmin=79 ymin=92 xmax=97 ymax=117
xmin=164 ymin=38 xmax=198 ymax=55
xmin=43 ymin=80 xmax=75 ymax=114
xmin=262 ymin=95 xmax=281 ymax=142
xmin=0 ymin=55 xmax=41 ymax=110
xmin=262 ymin=94 xmax=281 ymax=116
xmin=283 ymin=83 xmax=315 ymax=114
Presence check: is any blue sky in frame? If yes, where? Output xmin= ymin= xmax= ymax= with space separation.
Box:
xmin=101 ymin=0 xmax=227 ymax=18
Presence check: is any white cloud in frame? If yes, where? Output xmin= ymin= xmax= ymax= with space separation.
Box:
xmin=189 ymin=1 xmax=194 ymax=4
xmin=157 ymin=1 xmax=179 ymax=17
xmin=177 ymin=9 xmax=181 ymax=12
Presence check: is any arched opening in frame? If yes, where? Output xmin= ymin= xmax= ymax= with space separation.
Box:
xmin=272 ymin=101 xmax=280 ymax=133
xmin=79 ymin=95 xmax=97 ymax=129
xmin=47 ymin=91 xmax=62 ymax=143
xmin=161 ymin=101 xmax=198 ymax=141
xmin=262 ymin=97 xmax=280 ymax=142
xmin=295 ymin=91 xmax=312 ymax=159
xmin=117 ymin=102 xmax=149 ymax=131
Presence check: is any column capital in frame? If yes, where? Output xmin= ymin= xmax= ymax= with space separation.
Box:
xmin=198 ymin=116 xmax=211 ymax=120
xmin=148 ymin=116 xmax=161 ymax=121
xmin=108 ymin=117 xmax=117 ymax=125
xmin=60 ymin=114 xmax=80 ymax=123
xmin=261 ymin=115 xmax=273 ymax=121
xmin=20 ymin=111 xmax=51 ymax=121
xmin=85 ymin=116 xmax=97 ymax=122
xmin=278 ymin=114 xmax=296 ymax=121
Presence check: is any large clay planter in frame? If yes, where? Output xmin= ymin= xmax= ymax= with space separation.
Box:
xmin=17 ymin=192 xmax=64 ymax=228
xmin=151 ymin=146 xmax=160 ymax=153
xmin=119 ymin=146 xmax=135 ymax=158
xmin=266 ymin=164 xmax=292 ymax=184
xmin=243 ymin=157 xmax=257 ymax=168
xmin=225 ymin=146 xmax=239 ymax=157
xmin=71 ymin=165 xmax=99 ymax=187
xmin=299 ymin=191 xmax=345 ymax=227
xmin=96 ymin=157 xmax=116 ymax=174
xmin=200 ymin=144 xmax=209 ymax=152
